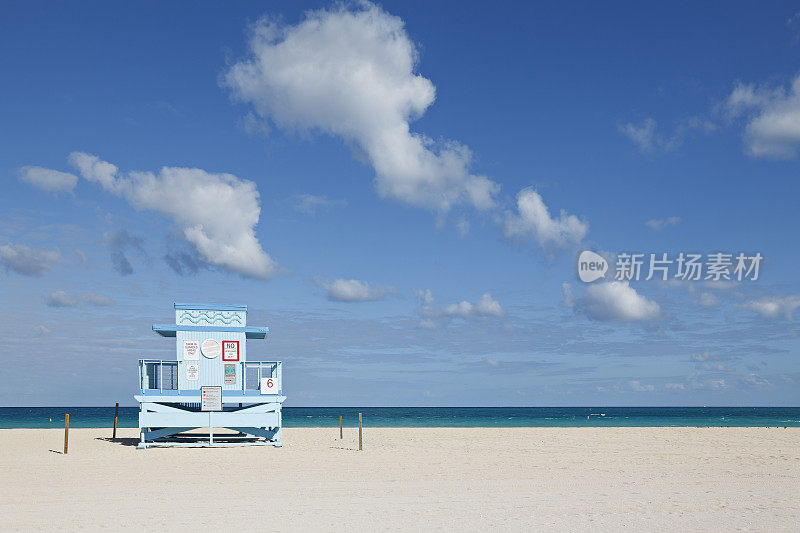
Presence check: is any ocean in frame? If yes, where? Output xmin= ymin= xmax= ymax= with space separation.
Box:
xmin=1 ymin=406 xmax=799 ymax=429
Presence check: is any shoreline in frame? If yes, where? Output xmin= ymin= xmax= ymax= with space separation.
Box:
xmin=2 ymin=427 xmax=798 ymax=531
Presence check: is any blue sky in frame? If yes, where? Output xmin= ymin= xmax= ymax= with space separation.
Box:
xmin=1 ymin=1 xmax=798 ymax=406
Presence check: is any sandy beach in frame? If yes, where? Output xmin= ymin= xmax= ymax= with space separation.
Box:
xmin=1 ymin=427 xmax=798 ymax=531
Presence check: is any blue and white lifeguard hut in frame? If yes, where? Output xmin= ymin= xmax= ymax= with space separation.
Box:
xmin=135 ymin=303 xmax=284 ymax=449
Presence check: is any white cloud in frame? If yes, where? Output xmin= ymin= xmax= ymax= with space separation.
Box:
xmin=503 ymin=188 xmax=587 ymax=249
xmin=743 ymin=294 xmax=800 ymax=320
xmin=741 ymin=373 xmax=772 ymax=388
xmin=619 ymin=118 xmax=660 ymax=153
xmin=17 ymin=166 xmax=78 ymax=193
xmin=414 ymin=288 xmax=435 ymax=306
xmin=582 ymin=281 xmax=660 ymax=322
xmin=628 ymin=380 xmax=654 ymax=392
xmin=619 ymin=117 xmax=715 ymax=155
xmin=665 ymin=383 xmax=686 ymax=390
xmin=291 ymin=194 xmax=347 ymax=215
xmin=418 ymin=319 xmax=437 ymax=329
xmin=317 ymin=278 xmax=391 ymax=302
xmin=697 ymin=292 xmax=720 ymax=307
xmin=645 ymin=216 xmax=681 ymax=230
xmin=68 ymin=152 xmax=277 ymax=280
xmin=223 ymin=2 xmax=499 ymax=212
xmin=45 ymin=290 xmax=115 ymax=308
xmin=420 ymin=292 xmax=504 ymax=318
xmin=724 ymin=74 xmax=800 ymax=158
xmin=0 ymin=244 xmax=60 ymax=276
xmin=45 ymin=290 xmax=78 ymax=308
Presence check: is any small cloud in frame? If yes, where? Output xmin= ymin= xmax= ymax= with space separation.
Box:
xmin=111 ymin=251 xmax=133 ymax=275
xmin=708 ymin=379 xmax=727 ymax=390
xmin=741 ymin=373 xmax=771 ymax=388
xmin=619 ymin=116 xmax=714 ymax=155
xmin=723 ymin=74 xmax=800 ymax=158
xmin=697 ymin=292 xmax=720 ymax=307
xmin=665 ymin=383 xmax=686 ymax=390
xmin=17 ymin=166 xmax=78 ymax=193
xmin=455 ymin=217 xmax=470 ymax=237
xmin=413 ymin=288 xmax=434 ymax=306
xmin=34 ymin=325 xmax=51 ymax=335
xmin=645 ymin=216 xmax=681 ymax=230
xmin=75 ymin=249 xmax=87 ymax=264
xmin=690 ymin=350 xmax=730 ymax=363
xmin=418 ymin=319 xmax=437 ymax=329
xmin=485 ymin=357 xmax=500 ymax=368
xmin=628 ymin=380 xmax=655 ymax=392
xmin=291 ymin=194 xmax=347 ymax=215
xmin=46 ymin=290 xmax=78 ymax=308
xmin=503 ymin=188 xmax=588 ymax=250
xmin=103 ymin=229 xmax=144 ymax=276
xmin=316 ymin=278 xmax=392 ymax=302
xmin=0 ymin=244 xmax=60 ymax=277
xmin=582 ymin=281 xmax=660 ymax=322
xmin=420 ymin=292 xmax=505 ymax=318
xmin=239 ymin=111 xmax=271 ymax=138
xmin=164 ymin=249 xmax=207 ymax=277
xmin=619 ymin=118 xmax=665 ymax=154
xmin=743 ymin=294 xmax=800 ymax=320
xmin=46 ymin=290 xmax=115 ymax=308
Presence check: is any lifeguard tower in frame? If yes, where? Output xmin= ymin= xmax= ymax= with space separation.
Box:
xmin=135 ymin=303 xmax=284 ymax=449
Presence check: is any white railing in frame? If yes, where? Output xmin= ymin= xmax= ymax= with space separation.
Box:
xmin=138 ymin=359 xmax=282 ymax=394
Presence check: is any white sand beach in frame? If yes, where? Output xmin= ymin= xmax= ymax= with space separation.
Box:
xmin=1 ymin=427 xmax=798 ymax=531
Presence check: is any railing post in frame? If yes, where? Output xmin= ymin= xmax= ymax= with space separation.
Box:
xmin=159 ymin=361 xmax=163 ymax=393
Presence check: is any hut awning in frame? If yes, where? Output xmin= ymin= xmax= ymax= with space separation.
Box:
xmin=152 ymin=324 xmax=269 ymax=339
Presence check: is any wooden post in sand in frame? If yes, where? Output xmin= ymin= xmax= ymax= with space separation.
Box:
xmin=64 ymin=414 xmax=69 ymax=454
xmin=113 ymin=402 xmax=119 ymax=439
xmin=339 ymin=415 xmax=343 ymax=439
xmin=358 ymin=412 xmax=362 ymax=451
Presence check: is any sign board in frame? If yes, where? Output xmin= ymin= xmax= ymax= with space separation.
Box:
xmin=201 ymin=386 xmax=222 ymax=411
xmin=260 ymin=377 xmax=278 ymax=395
xmin=201 ymin=339 xmax=220 ymax=359
xmin=183 ymin=340 xmax=199 ymax=361
xmin=222 ymin=340 xmax=239 ymax=361
xmin=185 ymin=363 xmax=199 ymax=381
xmin=224 ymin=364 xmax=236 ymax=385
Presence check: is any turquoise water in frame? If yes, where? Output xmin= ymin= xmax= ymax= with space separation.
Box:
xmin=1 ymin=406 xmax=799 ymax=428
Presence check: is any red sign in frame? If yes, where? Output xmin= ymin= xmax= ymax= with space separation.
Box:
xmin=222 ymin=340 xmax=239 ymax=361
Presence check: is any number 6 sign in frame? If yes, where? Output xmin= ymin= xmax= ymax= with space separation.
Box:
xmin=260 ymin=377 xmax=278 ymax=395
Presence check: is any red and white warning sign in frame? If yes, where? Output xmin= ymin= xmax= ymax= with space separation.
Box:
xmin=222 ymin=340 xmax=239 ymax=361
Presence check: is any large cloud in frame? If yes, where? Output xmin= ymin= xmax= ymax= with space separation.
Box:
xmin=582 ymin=281 xmax=660 ymax=322
xmin=503 ymin=188 xmax=588 ymax=249
xmin=0 ymin=244 xmax=60 ymax=276
xmin=68 ymin=152 xmax=277 ymax=279
xmin=223 ymin=2 xmax=498 ymax=212
xmin=725 ymin=74 xmax=800 ymax=158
